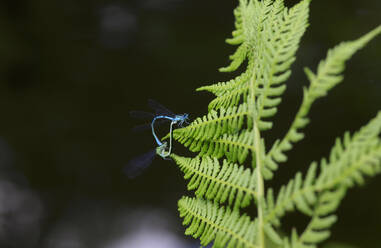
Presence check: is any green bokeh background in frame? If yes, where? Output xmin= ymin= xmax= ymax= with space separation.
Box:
xmin=0 ymin=0 xmax=379 ymax=247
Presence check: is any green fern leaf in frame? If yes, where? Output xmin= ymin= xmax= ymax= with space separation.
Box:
xmin=173 ymin=103 xmax=252 ymax=142
xmin=264 ymin=166 xmax=317 ymax=227
xmin=206 ymin=80 xmax=251 ymax=111
xmin=178 ymin=196 xmax=259 ymax=248
xmin=198 ymin=0 xmax=310 ymax=122
xmin=316 ymin=111 xmax=381 ymax=189
xmin=163 ymin=1 xmax=381 ymax=247
xmin=265 ymin=24 xmax=381 ymax=178
xmin=255 ymin=0 xmax=310 ymax=128
xmin=219 ymin=2 xmax=248 ymax=72
xmin=286 ymin=187 xmax=346 ymax=248
xmin=196 ymin=71 xmax=251 ymax=99
xmin=174 ymin=129 xmax=256 ymax=164
xmin=172 ymin=154 xmax=257 ymax=210
xmin=265 ymin=111 xmax=381 ymax=228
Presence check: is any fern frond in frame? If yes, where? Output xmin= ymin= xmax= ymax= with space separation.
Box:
xmin=172 ymin=154 xmax=257 ymax=210
xmin=196 ymin=0 xmax=274 ymax=112
xmin=173 ymin=103 xmax=252 ymax=142
xmin=264 ymin=167 xmax=317 ymax=227
xmin=285 ymin=187 xmax=346 ymax=248
xmin=178 ymin=196 xmax=259 ymax=248
xmin=207 ymin=81 xmax=251 ymax=111
xmin=199 ymin=0 xmax=310 ymax=119
xmin=219 ymin=0 xmax=273 ymax=73
xmin=219 ymin=2 xmax=247 ymax=72
xmin=197 ymin=71 xmax=251 ymax=98
xmin=174 ymin=129 xmax=256 ymax=164
xmin=265 ymin=25 xmax=381 ymax=177
xmin=204 ymin=75 xmax=282 ymax=113
xmin=264 ymin=111 xmax=381 ymax=227
xmin=166 ymin=1 xmax=381 ymax=246
xmin=255 ymin=0 xmax=310 ymax=128
xmin=316 ymin=111 xmax=381 ymax=189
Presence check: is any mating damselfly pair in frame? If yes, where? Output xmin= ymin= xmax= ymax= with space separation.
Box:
xmin=125 ymin=99 xmax=189 ymax=178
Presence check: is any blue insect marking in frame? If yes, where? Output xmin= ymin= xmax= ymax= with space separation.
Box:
xmin=130 ymin=99 xmax=189 ymax=133
xmin=151 ymin=113 xmax=189 ymax=147
xmin=126 ymin=99 xmax=189 ymax=178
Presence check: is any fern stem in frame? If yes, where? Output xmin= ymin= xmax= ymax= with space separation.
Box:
xmin=248 ymin=53 xmax=266 ymax=248
xmin=254 ymin=125 xmax=265 ymax=248
xmin=248 ymin=65 xmax=266 ymax=248
xmin=249 ymin=47 xmax=266 ymax=248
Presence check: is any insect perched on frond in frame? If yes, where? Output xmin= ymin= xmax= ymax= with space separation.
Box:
xmin=126 ymin=99 xmax=189 ymax=178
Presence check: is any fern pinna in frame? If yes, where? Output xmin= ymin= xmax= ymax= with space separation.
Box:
xmin=162 ymin=0 xmax=381 ymax=247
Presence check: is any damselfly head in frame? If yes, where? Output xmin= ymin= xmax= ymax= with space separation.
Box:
xmin=176 ymin=113 xmax=189 ymax=127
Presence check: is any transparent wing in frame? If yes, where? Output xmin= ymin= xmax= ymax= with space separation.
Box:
xmin=124 ymin=149 xmax=156 ymax=179
xmin=131 ymin=123 xmax=152 ymax=133
xmin=148 ymin=99 xmax=175 ymax=117
xmin=130 ymin=110 xmax=155 ymax=120
xmin=131 ymin=119 xmax=171 ymax=133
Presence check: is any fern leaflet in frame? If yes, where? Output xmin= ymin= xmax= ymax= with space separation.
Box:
xmin=265 ymin=111 xmax=381 ymax=228
xmin=178 ymin=196 xmax=259 ymax=248
xmin=266 ymin=25 xmax=381 ymax=175
xmin=172 ymin=154 xmax=257 ymax=210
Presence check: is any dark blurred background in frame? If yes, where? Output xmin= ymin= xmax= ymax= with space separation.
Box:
xmin=0 ymin=0 xmax=379 ymax=247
